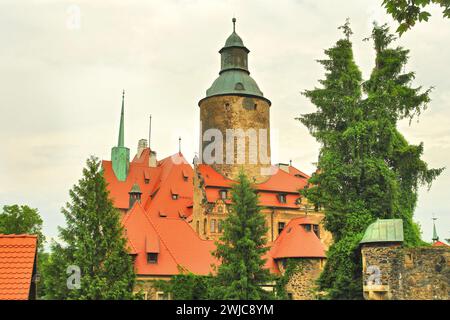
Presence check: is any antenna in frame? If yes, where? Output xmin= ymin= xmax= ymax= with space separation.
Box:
xmin=149 ymin=115 xmax=152 ymax=149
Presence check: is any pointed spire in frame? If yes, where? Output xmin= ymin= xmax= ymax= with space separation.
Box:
xmin=432 ymin=217 xmax=439 ymax=242
xmin=232 ymin=17 xmax=236 ymax=32
xmin=178 ymin=136 xmax=182 ymax=154
xmin=118 ymin=90 xmax=125 ymax=147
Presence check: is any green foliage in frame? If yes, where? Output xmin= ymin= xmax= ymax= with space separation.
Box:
xmin=299 ymin=22 xmax=443 ymax=299
xmin=211 ymin=170 xmax=274 ymax=300
xmin=0 ymin=204 xmax=45 ymax=250
xmin=153 ymin=273 xmax=213 ymax=300
xmin=0 ymin=204 xmax=49 ymax=298
xmin=382 ymin=0 xmax=450 ymax=35
xmin=274 ymin=259 xmax=304 ymax=300
xmin=43 ymin=156 xmax=137 ymax=300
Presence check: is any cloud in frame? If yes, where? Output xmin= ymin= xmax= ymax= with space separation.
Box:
xmin=0 ymin=0 xmax=448 ymax=243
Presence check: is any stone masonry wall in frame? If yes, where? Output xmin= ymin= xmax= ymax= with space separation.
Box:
xmin=283 ymin=258 xmax=324 ymax=300
xmin=361 ymin=244 xmax=450 ymax=300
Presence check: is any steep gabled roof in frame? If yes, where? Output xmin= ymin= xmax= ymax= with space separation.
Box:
xmin=0 ymin=234 xmax=37 ymax=300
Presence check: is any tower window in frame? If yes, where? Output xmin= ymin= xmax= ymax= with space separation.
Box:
xmin=147 ymin=253 xmax=158 ymax=264
xmin=235 ymin=82 xmax=245 ymax=90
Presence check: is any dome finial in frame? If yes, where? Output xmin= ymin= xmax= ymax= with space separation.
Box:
xmin=232 ymin=17 xmax=236 ymax=32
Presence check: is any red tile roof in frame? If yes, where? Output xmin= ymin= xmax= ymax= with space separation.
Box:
xmin=268 ymin=217 xmax=326 ymax=260
xmin=104 ymin=148 xmax=321 ymax=277
xmin=432 ymin=241 xmax=449 ymax=247
xmin=0 ymin=235 xmax=37 ymax=300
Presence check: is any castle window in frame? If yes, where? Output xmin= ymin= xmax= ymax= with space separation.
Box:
xmin=278 ymin=222 xmax=286 ymax=236
xmin=235 ymin=82 xmax=245 ymax=90
xmin=220 ymin=190 xmax=228 ymax=200
xmin=144 ymin=178 xmax=150 ymax=184
xmin=203 ymin=218 xmax=207 ymax=235
xmin=210 ymin=219 xmax=216 ymax=233
xmin=218 ymin=220 xmax=223 ymax=233
xmin=196 ymin=221 xmax=200 ymax=234
xmin=313 ymin=224 xmax=320 ymax=238
xmin=278 ymin=194 xmax=287 ymax=204
xmin=147 ymin=253 xmax=158 ymax=264
xmin=303 ymin=224 xmax=312 ymax=232
xmin=172 ymin=194 xmax=178 ymax=200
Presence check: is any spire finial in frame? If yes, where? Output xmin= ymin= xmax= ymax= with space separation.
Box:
xmin=232 ymin=17 xmax=236 ymax=32
xmin=179 ymin=136 xmax=182 ymax=154
xmin=118 ymin=89 xmax=125 ymax=147
xmin=432 ymin=215 xmax=439 ymax=242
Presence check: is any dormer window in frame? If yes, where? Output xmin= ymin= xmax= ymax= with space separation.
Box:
xmin=278 ymin=222 xmax=286 ymax=236
xmin=172 ymin=194 xmax=179 ymax=200
xmin=278 ymin=193 xmax=287 ymax=204
xmin=147 ymin=253 xmax=158 ymax=264
xmin=313 ymin=224 xmax=320 ymax=238
xmin=219 ymin=190 xmax=228 ymax=200
xmin=303 ymin=224 xmax=312 ymax=232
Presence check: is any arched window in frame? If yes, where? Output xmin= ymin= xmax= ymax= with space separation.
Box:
xmin=196 ymin=220 xmax=200 ymax=234
xmin=203 ymin=218 xmax=207 ymax=235
xmin=218 ymin=220 xmax=223 ymax=233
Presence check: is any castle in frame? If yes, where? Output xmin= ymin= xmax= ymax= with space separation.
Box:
xmin=102 ymin=19 xmax=331 ymax=300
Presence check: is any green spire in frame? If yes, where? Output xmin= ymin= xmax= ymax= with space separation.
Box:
xmin=118 ymin=90 xmax=125 ymax=147
xmin=111 ymin=90 xmax=130 ymax=182
xmin=432 ymin=218 xmax=439 ymax=242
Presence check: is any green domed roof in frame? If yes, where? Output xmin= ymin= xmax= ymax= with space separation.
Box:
xmin=360 ymin=219 xmax=404 ymax=244
xmin=224 ymin=31 xmax=245 ymax=48
xmin=206 ymin=70 xmax=264 ymax=98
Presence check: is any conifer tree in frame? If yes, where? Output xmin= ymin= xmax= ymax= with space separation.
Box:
xmin=299 ymin=21 xmax=443 ymax=299
xmin=211 ymin=170 xmax=272 ymax=300
xmin=44 ymin=156 xmax=136 ymax=300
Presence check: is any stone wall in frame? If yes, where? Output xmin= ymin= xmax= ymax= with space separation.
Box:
xmin=199 ymin=95 xmax=271 ymax=183
xmin=281 ymin=258 xmax=324 ymax=300
xmin=361 ymin=244 xmax=450 ymax=300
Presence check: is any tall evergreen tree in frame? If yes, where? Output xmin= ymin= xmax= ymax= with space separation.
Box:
xmin=44 ymin=156 xmax=136 ymax=300
xmin=211 ymin=170 xmax=272 ymax=300
xmin=299 ymin=21 xmax=443 ymax=299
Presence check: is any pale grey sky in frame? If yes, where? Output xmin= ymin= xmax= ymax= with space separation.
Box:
xmin=0 ymin=0 xmax=448 ymax=244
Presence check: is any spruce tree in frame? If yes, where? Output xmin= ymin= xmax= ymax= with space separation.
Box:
xmin=44 ymin=156 xmax=136 ymax=300
xmin=299 ymin=21 xmax=443 ymax=299
xmin=211 ymin=170 xmax=272 ymax=300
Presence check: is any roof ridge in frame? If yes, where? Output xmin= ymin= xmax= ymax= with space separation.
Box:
xmin=0 ymin=234 xmax=38 ymax=238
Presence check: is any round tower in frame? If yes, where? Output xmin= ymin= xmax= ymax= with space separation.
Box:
xmin=199 ymin=18 xmax=272 ymax=183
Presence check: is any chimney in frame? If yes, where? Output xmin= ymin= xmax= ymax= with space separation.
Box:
xmin=137 ymin=139 xmax=148 ymax=158
xmin=149 ymin=150 xmax=157 ymax=167
xmin=277 ymin=163 xmax=290 ymax=173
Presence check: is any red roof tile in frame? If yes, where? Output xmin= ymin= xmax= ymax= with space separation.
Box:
xmin=0 ymin=235 xmax=37 ymax=300
xmin=269 ymin=217 xmax=326 ymax=259
xmin=432 ymin=241 xmax=449 ymax=247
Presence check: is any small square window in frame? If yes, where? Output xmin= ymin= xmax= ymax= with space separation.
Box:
xmin=147 ymin=253 xmax=158 ymax=264
xmin=144 ymin=178 xmax=150 ymax=184
xmin=172 ymin=194 xmax=178 ymax=200
xmin=278 ymin=222 xmax=286 ymax=236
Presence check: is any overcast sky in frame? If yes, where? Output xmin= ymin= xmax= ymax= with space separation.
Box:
xmin=0 ymin=0 xmax=448 ymax=245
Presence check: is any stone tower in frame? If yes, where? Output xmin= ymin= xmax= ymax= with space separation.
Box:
xmin=198 ymin=18 xmax=272 ymax=183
